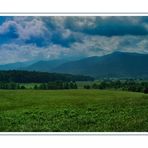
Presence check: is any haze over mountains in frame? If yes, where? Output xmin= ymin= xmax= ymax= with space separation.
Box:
xmin=20 ymin=59 xmax=69 ymax=72
xmin=0 ymin=61 xmax=35 ymax=70
xmin=1 ymin=51 xmax=148 ymax=79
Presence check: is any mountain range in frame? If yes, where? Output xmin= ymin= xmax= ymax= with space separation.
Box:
xmin=1 ymin=51 xmax=148 ymax=79
xmin=0 ymin=61 xmax=35 ymax=70
xmin=20 ymin=59 xmax=69 ymax=72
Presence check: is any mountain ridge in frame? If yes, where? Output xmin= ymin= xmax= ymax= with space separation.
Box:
xmin=1 ymin=51 xmax=148 ymax=79
xmin=52 ymin=51 xmax=148 ymax=78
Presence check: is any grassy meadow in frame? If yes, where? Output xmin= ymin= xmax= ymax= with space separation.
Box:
xmin=0 ymin=89 xmax=148 ymax=132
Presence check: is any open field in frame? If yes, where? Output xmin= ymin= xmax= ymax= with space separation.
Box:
xmin=0 ymin=89 xmax=148 ymax=132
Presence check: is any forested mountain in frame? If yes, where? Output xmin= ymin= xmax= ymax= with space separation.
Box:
xmin=21 ymin=59 xmax=68 ymax=72
xmin=53 ymin=52 xmax=148 ymax=79
xmin=1 ymin=52 xmax=148 ymax=79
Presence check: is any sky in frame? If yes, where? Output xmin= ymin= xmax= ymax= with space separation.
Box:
xmin=0 ymin=16 xmax=148 ymax=64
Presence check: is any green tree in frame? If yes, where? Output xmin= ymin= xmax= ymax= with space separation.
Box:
xmin=84 ymin=85 xmax=90 ymax=89
xmin=34 ymin=84 xmax=38 ymax=90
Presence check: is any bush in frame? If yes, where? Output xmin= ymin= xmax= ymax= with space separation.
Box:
xmin=92 ymin=83 xmax=99 ymax=89
xmin=34 ymin=85 xmax=38 ymax=90
xmin=143 ymin=87 xmax=148 ymax=94
xmin=84 ymin=85 xmax=91 ymax=89
xmin=20 ymin=86 xmax=26 ymax=89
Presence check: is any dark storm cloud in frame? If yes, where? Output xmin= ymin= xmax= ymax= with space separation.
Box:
xmin=64 ymin=16 xmax=148 ymax=36
xmin=1 ymin=16 xmax=148 ymax=47
xmin=139 ymin=16 xmax=148 ymax=23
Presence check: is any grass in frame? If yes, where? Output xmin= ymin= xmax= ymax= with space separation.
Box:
xmin=0 ymin=89 xmax=148 ymax=132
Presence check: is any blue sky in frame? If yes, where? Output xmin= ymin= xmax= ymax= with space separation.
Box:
xmin=0 ymin=16 xmax=148 ymax=64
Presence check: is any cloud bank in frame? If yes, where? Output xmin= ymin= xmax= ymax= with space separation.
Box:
xmin=0 ymin=16 xmax=148 ymax=64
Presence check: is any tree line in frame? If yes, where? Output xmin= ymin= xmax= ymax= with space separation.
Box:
xmin=0 ymin=81 xmax=78 ymax=90
xmin=0 ymin=82 xmax=26 ymax=89
xmin=34 ymin=81 xmax=77 ymax=90
xmin=84 ymin=80 xmax=148 ymax=93
xmin=0 ymin=70 xmax=94 ymax=83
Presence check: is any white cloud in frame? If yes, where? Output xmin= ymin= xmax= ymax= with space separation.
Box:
xmin=0 ymin=43 xmax=70 ymax=64
xmin=17 ymin=18 xmax=48 ymax=40
xmin=0 ymin=20 xmax=18 ymax=34
xmin=0 ymin=17 xmax=48 ymax=40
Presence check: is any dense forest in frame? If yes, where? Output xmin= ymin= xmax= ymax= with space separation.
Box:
xmin=0 ymin=70 xmax=94 ymax=83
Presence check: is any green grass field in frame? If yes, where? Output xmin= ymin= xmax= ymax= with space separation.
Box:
xmin=0 ymin=89 xmax=148 ymax=132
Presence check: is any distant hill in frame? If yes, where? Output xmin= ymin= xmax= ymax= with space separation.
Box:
xmin=21 ymin=59 xmax=68 ymax=72
xmin=0 ymin=61 xmax=34 ymax=70
xmin=53 ymin=52 xmax=148 ymax=79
